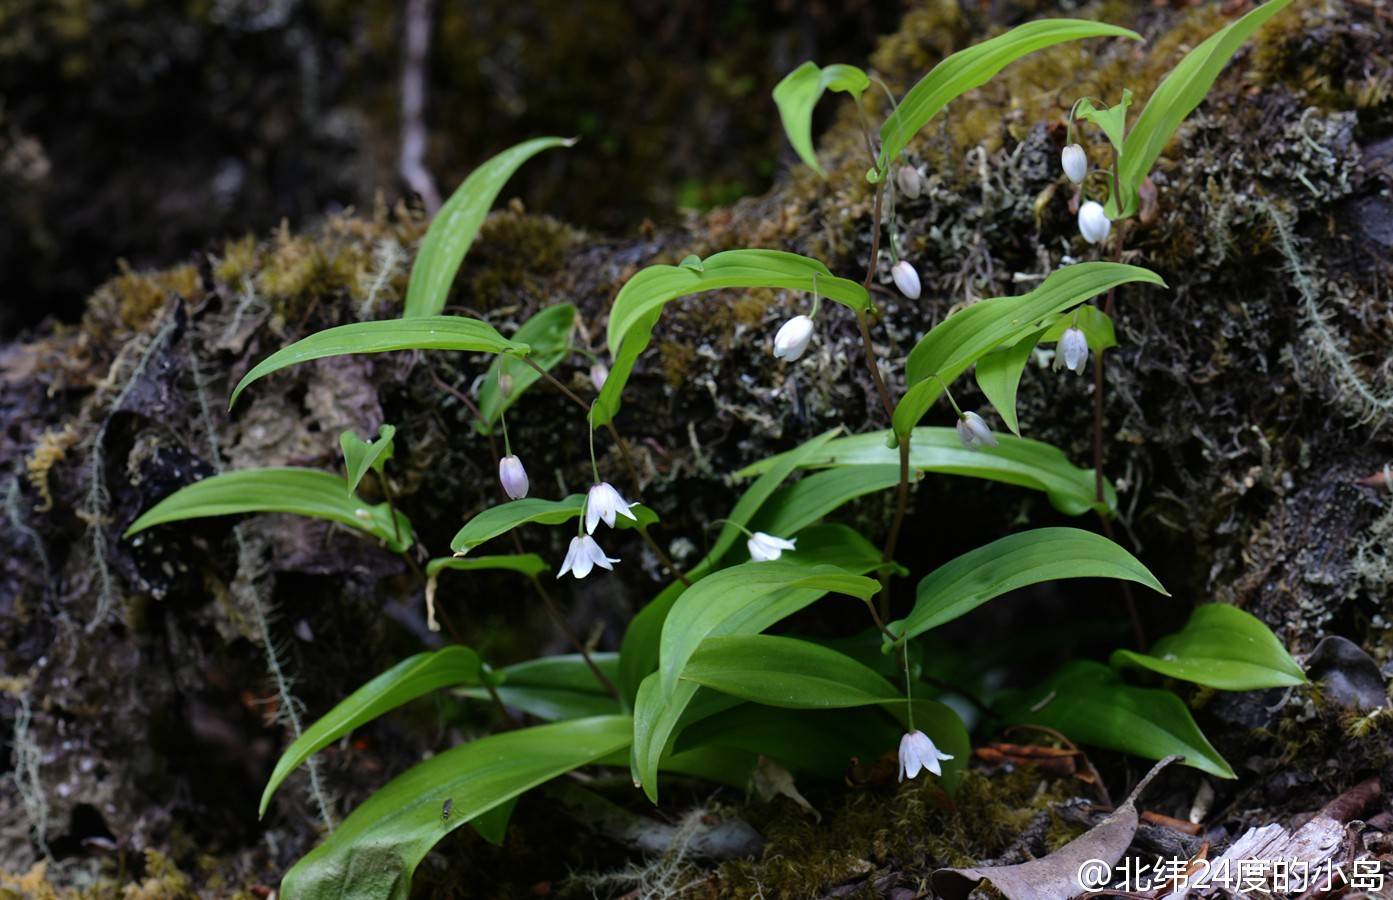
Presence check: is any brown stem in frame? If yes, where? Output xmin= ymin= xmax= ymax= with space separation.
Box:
xmin=856 ymin=310 xmax=895 ymax=422
xmin=862 ymin=183 xmax=885 ymax=293
xmin=637 ymin=525 xmax=690 ymax=587
xmin=521 ymin=356 xmax=590 ymax=413
xmin=527 ymin=574 xmax=619 ymax=700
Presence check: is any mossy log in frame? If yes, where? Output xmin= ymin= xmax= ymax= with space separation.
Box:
xmin=2 ymin=0 xmax=1391 ymax=894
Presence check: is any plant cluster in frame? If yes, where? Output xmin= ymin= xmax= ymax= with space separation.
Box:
xmin=122 ymin=2 xmax=1307 ymax=896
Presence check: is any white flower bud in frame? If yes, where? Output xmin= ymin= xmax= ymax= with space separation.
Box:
xmin=772 ymin=315 xmax=815 ymax=362
xmin=955 ymin=411 xmax=998 ymax=451
xmin=1058 ymin=327 xmax=1089 ymax=374
xmin=498 ymin=454 xmax=529 ymax=499
xmin=1078 ymin=201 xmax=1112 ymax=245
xmin=747 ymin=531 xmax=797 ymax=562
xmin=589 ymin=362 xmax=609 ymax=392
xmin=1061 ymin=143 xmax=1087 ymax=184
xmin=892 ymin=260 xmax=921 ymax=300
xmin=896 ymin=164 xmax=923 ymax=200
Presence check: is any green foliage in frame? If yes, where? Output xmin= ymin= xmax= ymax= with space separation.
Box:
xmin=1110 ymin=0 xmax=1298 ymax=217
xmin=403 ymin=137 xmax=576 ymax=318
xmin=230 ymin=316 xmax=527 ymax=408
xmin=1112 ymin=604 xmax=1306 ymax=690
xmin=893 ymin=263 xmax=1164 ymax=439
xmin=340 ymin=424 xmax=396 ymax=495
xmin=476 ymin=303 xmax=576 ymax=433
xmin=974 ymin=330 xmax=1042 ymax=437
xmin=998 ymin=660 xmax=1235 ymax=778
xmin=683 ymin=633 xmax=900 ymax=708
xmin=889 ymin=527 xmax=1167 ymax=643
xmin=739 ymin=427 xmax=1115 ymax=517
xmin=123 ymin=467 xmax=413 ymax=553
xmin=1074 ymin=90 xmax=1132 ymax=153
xmin=280 ymin=716 xmax=633 ymax=900
xmin=456 ymin=654 xmax=622 ymax=721
xmin=875 ymin=19 xmax=1141 ymax=175
xmin=424 ymin=553 xmax=548 ymax=579
xmin=260 ymin=646 xmax=483 ymax=817
xmin=772 ymin=62 xmax=870 ymax=176
xmin=449 ymin=494 xmax=656 ymax=554
xmin=593 ymin=250 xmax=869 ymax=426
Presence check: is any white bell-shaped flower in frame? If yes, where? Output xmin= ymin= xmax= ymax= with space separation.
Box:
xmin=1057 ymin=327 xmax=1089 ymax=375
xmin=589 ymin=362 xmax=609 ymax=392
xmin=956 ymin=411 xmax=998 ymax=451
xmin=892 ymin=260 xmax=922 ymax=300
xmin=772 ymin=315 xmax=815 ymax=362
xmin=1061 ymin=143 xmax=1087 ymax=184
xmin=896 ymin=164 xmax=923 ymax=200
xmin=585 ymin=481 xmax=638 ymax=534
xmin=898 ymin=730 xmax=954 ymax=781
xmin=557 ymin=535 xmax=620 ymax=579
xmin=747 ymin=531 xmax=797 ymax=562
xmin=498 ymin=454 xmax=529 ymax=499
xmin=1078 ymin=201 xmax=1112 ymax=245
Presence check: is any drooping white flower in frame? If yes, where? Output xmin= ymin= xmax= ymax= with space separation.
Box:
xmin=1078 ymin=201 xmax=1112 ymax=245
xmin=1058 ymin=327 xmax=1089 ymax=375
xmin=1061 ymin=143 xmax=1087 ymax=184
xmin=498 ymin=454 xmax=529 ymax=499
xmin=585 ymin=481 xmax=637 ymax=534
xmin=747 ymin=531 xmax=797 ymax=562
xmin=956 ymin=411 xmax=998 ymax=451
xmin=892 ymin=260 xmax=922 ymax=300
xmin=898 ymin=730 xmax=954 ymax=781
xmin=773 ymin=315 xmax=815 ymax=362
xmin=589 ymin=362 xmax=609 ymax=392
xmin=896 ymin=164 xmax=923 ymax=200
xmin=557 ymin=534 xmax=620 ymax=579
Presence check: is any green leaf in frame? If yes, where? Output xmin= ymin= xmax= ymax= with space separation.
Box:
xmin=749 ymin=466 xmax=901 ymax=537
xmin=230 ymin=317 xmax=526 ymax=408
xmin=476 ymin=304 xmax=577 ymax=434
xmin=738 ymin=427 xmax=1114 ymax=517
xmin=1111 ymin=604 xmax=1306 ymax=691
xmin=457 ymin=654 xmax=622 ymax=721
xmin=340 ymin=424 xmax=396 ymax=495
xmin=425 ymin=553 xmax=549 ymax=580
xmin=891 ymin=527 xmax=1166 ymax=643
xmin=403 ymin=137 xmax=576 ymax=318
xmin=1075 ymin=89 xmax=1133 ymax=153
xmin=449 ymin=494 xmax=656 ymax=554
xmin=618 ymin=578 xmax=691 ymax=712
xmin=280 ymin=715 xmax=632 ymax=900
xmin=998 ymin=660 xmax=1235 ymax=778
xmin=772 ymin=61 xmax=870 ymax=177
xmin=593 ymin=250 xmax=869 ymax=426
xmin=123 ymin=467 xmax=413 ymax=554
xmin=260 ymin=646 xmax=482 ymax=818
xmin=469 ymin=797 xmax=516 ymax=846
xmin=876 ymin=19 xmax=1141 ymax=174
xmin=974 ymin=329 xmax=1043 ymax=437
xmin=682 ymin=634 xmax=901 ymax=709
xmin=893 ymin=262 xmax=1165 ymax=439
xmin=633 ymin=562 xmax=879 ymax=801
xmin=1111 ymin=0 xmax=1298 ymax=218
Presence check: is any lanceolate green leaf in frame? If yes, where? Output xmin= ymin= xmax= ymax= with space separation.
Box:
xmin=682 ymin=634 xmax=900 ymax=709
xmin=1111 ymin=604 xmax=1305 ymax=690
xmin=457 ymin=654 xmax=623 ymax=721
xmin=230 ymin=317 xmax=527 ymax=408
xmin=341 ymin=424 xmax=396 ymax=494
xmin=1075 ymin=89 xmax=1132 ymax=153
xmin=403 ymin=136 xmax=576 ymax=318
xmin=425 ymin=553 xmax=549 ymax=579
xmin=1111 ymin=0 xmax=1297 ymax=218
xmin=476 ymin=303 xmax=577 ymax=434
xmin=260 ymin=646 xmax=482 ymax=818
xmin=450 ymin=494 xmax=656 ymax=554
xmin=738 ymin=427 xmax=1114 ymax=516
xmin=773 ymin=61 xmax=870 ymax=177
xmin=999 ymin=660 xmax=1235 ymax=778
xmin=876 ymin=19 xmax=1141 ymax=174
xmin=124 ymin=468 xmax=413 ymax=553
xmin=749 ymin=466 xmax=901 ymax=537
xmin=974 ymin=330 xmax=1043 ymax=437
xmin=594 ymin=250 xmax=869 ymax=426
xmin=893 ymin=263 xmax=1164 ymax=438
xmin=280 ymin=716 xmax=632 ymax=900
xmin=891 ymin=527 xmax=1166 ymax=643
